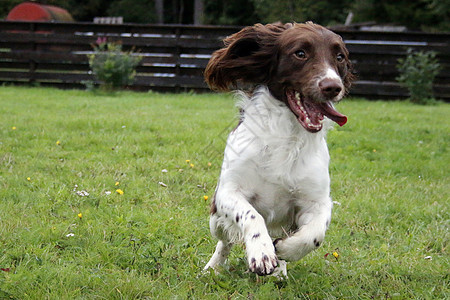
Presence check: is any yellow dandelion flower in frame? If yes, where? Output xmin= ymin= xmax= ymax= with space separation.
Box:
xmin=115 ymin=181 xmax=120 ymax=186
xmin=12 ymin=126 xmax=17 ymax=130
xmin=27 ymin=177 xmax=31 ymax=181
xmin=185 ymin=159 xmax=190 ymax=163
xmin=203 ymin=195 xmax=209 ymax=201
xmin=190 ymin=163 xmax=194 ymax=168
xmin=77 ymin=213 xmax=83 ymax=219
xmin=56 ymin=140 xmax=61 ymax=145
xmin=373 ymin=149 xmax=377 ymax=152
xmin=332 ymin=251 xmax=339 ymax=259
xmin=116 ymin=189 xmax=124 ymax=195
xmin=207 ymin=162 xmax=212 ymax=167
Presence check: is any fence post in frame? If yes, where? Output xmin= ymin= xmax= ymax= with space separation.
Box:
xmin=174 ymin=26 xmax=183 ymax=92
xmin=29 ymin=22 xmax=36 ymax=85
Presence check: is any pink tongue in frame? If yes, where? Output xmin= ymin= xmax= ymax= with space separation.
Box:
xmin=319 ymin=102 xmax=347 ymax=126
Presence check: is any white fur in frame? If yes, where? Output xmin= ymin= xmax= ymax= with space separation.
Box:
xmin=205 ymin=86 xmax=335 ymax=276
xmin=324 ymin=67 xmax=341 ymax=80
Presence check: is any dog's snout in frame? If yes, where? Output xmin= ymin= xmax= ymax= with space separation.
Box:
xmin=319 ymin=78 xmax=342 ymax=99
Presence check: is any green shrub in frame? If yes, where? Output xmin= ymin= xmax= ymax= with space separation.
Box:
xmin=396 ymin=48 xmax=441 ymax=104
xmin=88 ymin=40 xmax=141 ymax=90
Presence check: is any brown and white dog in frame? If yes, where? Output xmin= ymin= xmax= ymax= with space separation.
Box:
xmin=204 ymin=22 xmax=354 ymax=276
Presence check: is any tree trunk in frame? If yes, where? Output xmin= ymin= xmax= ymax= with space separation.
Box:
xmin=155 ymin=0 xmax=164 ymax=24
xmin=194 ymin=0 xmax=204 ymax=25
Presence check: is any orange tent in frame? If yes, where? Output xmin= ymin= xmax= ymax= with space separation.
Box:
xmin=6 ymin=2 xmax=74 ymax=22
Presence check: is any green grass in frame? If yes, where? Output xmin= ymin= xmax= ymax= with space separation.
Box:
xmin=0 ymin=86 xmax=448 ymax=299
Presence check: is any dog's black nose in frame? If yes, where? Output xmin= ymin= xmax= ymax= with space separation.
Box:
xmin=319 ymin=79 xmax=342 ymax=99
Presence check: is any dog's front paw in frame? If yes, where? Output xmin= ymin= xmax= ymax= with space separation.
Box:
xmin=246 ymin=241 xmax=278 ymax=275
xmin=248 ymin=252 xmax=278 ymax=276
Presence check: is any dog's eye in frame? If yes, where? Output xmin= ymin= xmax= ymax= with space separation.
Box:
xmin=295 ymin=50 xmax=306 ymax=59
xmin=337 ymin=53 xmax=345 ymax=62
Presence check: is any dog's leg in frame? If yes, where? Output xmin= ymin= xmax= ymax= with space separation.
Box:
xmin=216 ymin=186 xmax=278 ymax=275
xmin=204 ymin=240 xmax=233 ymax=272
xmin=274 ymin=199 xmax=332 ymax=261
xmin=244 ymin=212 xmax=278 ymax=276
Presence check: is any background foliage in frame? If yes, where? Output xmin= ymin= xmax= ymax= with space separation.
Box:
xmin=88 ymin=41 xmax=142 ymax=90
xmin=396 ymin=49 xmax=441 ymax=104
xmin=0 ymin=0 xmax=449 ymax=31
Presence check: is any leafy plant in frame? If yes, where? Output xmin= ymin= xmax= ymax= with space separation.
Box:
xmin=396 ymin=48 xmax=441 ymax=104
xmin=88 ymin=39 xmax=141 ymax=91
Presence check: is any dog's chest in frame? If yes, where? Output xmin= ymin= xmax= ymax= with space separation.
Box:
xmin=253 ymin=127 xmax=330 ymax=187
xmin=251 ymin=142 xmax=330 ymax=235
xmin=221 ymin=89 xmax=332 ymax=233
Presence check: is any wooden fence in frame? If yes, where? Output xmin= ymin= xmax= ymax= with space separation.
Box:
xmin=0 ymin=21 xmax=449 ymax=99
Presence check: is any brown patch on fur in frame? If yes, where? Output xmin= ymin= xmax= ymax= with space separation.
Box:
xmin=210 ymin=189 xmax=218 ymax=215
xmin=204 ymin=23 xmax=287 ymax=92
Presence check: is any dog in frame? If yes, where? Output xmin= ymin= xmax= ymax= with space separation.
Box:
xmin=203 ymin=22 xmax=354 ymax=276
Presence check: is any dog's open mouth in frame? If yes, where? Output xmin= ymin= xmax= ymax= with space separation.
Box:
xmin=286 ymin=90 xmax=347 ymax=132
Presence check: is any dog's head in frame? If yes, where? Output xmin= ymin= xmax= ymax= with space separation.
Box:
xmin=205 ymin=22 xmax=355 ymax=132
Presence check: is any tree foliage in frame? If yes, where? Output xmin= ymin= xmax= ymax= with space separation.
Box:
xmin=251 ymin=0 xmax=353 ymax=25
xmin=204 ymin=0 xmax=259 ymax=25
xmin=107 ymin=0 xmax=157 ymax=23
xmin=0 ymin=0 xmax=24 ymax=18
xmin=351 ymin=0 xmax=449 ymax=31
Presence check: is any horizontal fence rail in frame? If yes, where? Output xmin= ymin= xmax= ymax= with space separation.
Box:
xmin=0 ymin=21 xmax=449 ymax=99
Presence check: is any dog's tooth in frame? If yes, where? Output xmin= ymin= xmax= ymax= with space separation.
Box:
xmin=301 ymin=106 xmax=307 ymax=114
xmin=295 ymin=92 xmax=300 ymax=101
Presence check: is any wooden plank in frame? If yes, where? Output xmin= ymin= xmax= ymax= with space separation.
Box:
xmin=136 ymin=65 xmax=176 ymax=74
xmin=32 ymin=72 xmax=92 ymax=82
xmin=0 ymin=71 xmax=91 ymax=82
xmin=336 ymin=29 xmax=450 ymax=44
xmin=350 ymin=80 xmax=409 ymax=98
xmin=35 ymin=63 xmax=90 ymax=72
xmin=350 ymin=80 xmax=449 ymax=99
xmin=0 ymin=32 xmax=221 ymax=52
xmin=0 ymin=63 xmax=89 ymax=73
xmin=140 ymin=55 xmax=176 ymax=64
xmin=0 ymin=51 xmax=88 ymax=63
xmin=0 ymin=70 xmax=31 ymax=79
xmin=0 ymin=61 xmax=30 ymax=70
xmin=346 ymin=43 xmax=449 ymax=56
xmin=134 ymin=75 xmax=206 ymax=88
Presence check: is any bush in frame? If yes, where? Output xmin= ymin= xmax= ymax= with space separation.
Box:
xmin=396 ymin=48 xmax=441 ymax=104
xmin=88 ymin=39 xmax=141 ymax=91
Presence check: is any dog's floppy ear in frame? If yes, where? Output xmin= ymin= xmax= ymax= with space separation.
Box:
xmin=339 ymin=37 xmax=356 ymax=93
xmin=205 ymin=23 xmax=288 ymax=91
xmin=343 ymin=58 xmax=356 ymax=93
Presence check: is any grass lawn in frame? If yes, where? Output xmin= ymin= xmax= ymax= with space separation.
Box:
xmin=0 ymin=86 xmax=448 ymax=299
